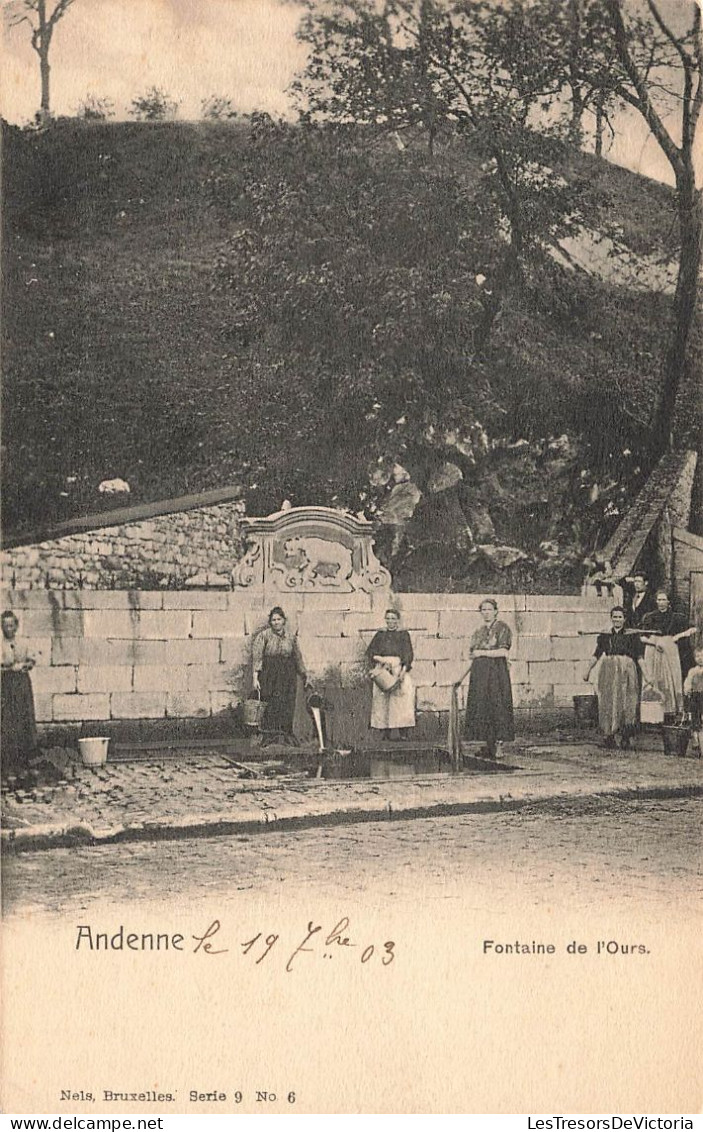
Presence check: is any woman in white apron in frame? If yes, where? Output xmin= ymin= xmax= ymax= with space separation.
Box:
xmin=640 ymin=591 xmax=696 ymax=718
xmin=366 ymin=609 xmax=415 ymax=741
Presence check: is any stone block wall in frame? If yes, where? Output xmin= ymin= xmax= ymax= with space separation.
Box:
xmin=1 ymin=587 xmax=616 ymax=740
xmin=1 ymin=498 xmax=245 ymax=590
xmin=352 ymin=593 xmax=610 ymax=734
xmin=2 ymin=588 xmax=256 ymax=728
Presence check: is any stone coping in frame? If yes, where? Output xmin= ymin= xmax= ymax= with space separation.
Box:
xmin=3 ymin=485 xmax=245 ymax=550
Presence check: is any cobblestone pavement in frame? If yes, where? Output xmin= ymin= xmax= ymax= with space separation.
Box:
xmin=3 ymin=795 xmax=701 ymax=919
xmin=2 ymin=732 xmax=702 ymax=850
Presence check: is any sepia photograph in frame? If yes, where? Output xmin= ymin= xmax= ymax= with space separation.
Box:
xmin=1 ymin=0 xmax=702 ymax=1116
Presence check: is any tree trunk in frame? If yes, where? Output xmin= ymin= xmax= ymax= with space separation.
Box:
xmin=568 ymin=0 xmax=584 ymax=146
xmin=595 ymin=98 xmax=604 ymax=156
xmin=474 ymin=238 xmax=521 ymax=353
xmin=33 ymin=0 xmax=52 ymax=120
xmin=650 ymin=163 xmax=703 ymax=456
xmin=474 ymin=157 xmax=524 ymax=353
xmin=39 ymin=47 xmax=51 ymax=117
xmin=427 ymin=119 xmax=435 ymax=159
xmin=569 ymin=86 xmax=584 ymax=145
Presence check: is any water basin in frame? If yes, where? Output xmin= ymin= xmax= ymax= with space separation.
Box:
xmin=295 ymin=746 xmax=519 ymax=781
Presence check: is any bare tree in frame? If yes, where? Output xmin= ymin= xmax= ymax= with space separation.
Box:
xmin=604 ymin=0 xmax=702 ymax=454
xmin=5 ymin=0 xmax=76 ymax=119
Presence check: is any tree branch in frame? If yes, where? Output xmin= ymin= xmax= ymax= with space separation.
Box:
xmin=46 ymin=0 xmax=75 ymax=30
xmin=604 ymin=0 xmax=682 ymax=175
xmin=689 ymin=6 xmax=703 ymax=138
xmin=681 ymin=47 xmax=693 ymax=148
xmin=645 ymin=0 xmax=694 ymax=70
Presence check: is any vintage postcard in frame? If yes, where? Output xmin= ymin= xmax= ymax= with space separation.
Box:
xmin=1 ymin=0 xmax=702 ymax=1117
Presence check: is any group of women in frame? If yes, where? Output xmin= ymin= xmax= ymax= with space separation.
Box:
xmin=253 ymin=599 xmax=515 ymax=759
xmin=584 ymin=590 xmax=698 ymax=750
xmin=252 ymin=591 xmax=698 ymax=758
xmin=2 ymin=588 xmax=699 ymax=774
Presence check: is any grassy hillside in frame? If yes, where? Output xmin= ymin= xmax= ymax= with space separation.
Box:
xmin=1 ymin=118 xmax=699 ymax=584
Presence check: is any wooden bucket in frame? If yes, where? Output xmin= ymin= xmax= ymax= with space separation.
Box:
xmin=573 ymin=694 xmax=598 ymax=727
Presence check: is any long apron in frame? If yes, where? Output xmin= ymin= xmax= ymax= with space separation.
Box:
xmin=370 ymin=657 xmax=415 ymax=730
xmin=642 ymin=638 xmax=683 ymax=714
xmin=596 ymin=655 xmax=639 ymax=736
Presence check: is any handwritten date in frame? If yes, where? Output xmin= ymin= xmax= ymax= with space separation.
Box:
xmin=192 ymin=917 xmax=395 ymax=971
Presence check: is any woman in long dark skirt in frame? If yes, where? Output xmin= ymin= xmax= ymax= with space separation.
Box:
xmin=252 ymin=607 xmax=308 ymax=745
xmin=454 ymin=598 xmax=514 ymax=759
xmin=1 ymin=610 xmax=38 ymax=777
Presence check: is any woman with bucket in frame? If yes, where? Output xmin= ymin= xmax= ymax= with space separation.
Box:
xmin=252 ymin=607 xmax=308 ymax=746
xmin=584 ymin=606 xmax=649 ymax=750
xmin=454 ymin=598 xmax=514 ymax=760
xmin=366 ymin=609 xmax=415 ymax=741
xmin=1 ymin=610 xmax=37 ymax=777
xmin=640 ymin=591 xmax=696 ymax=719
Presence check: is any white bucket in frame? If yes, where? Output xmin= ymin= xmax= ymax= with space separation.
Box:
xmin=78 ymin=737 xmax=110 ymax=766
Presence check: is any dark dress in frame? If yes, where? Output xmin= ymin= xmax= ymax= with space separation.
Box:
xmin=1 ymin=642 xmax=37 ymax=775
xmin=641 ymin=609 xmax=694 ymax=679
xmin=624 ymin=588 xmax=657 ymax=630
xmin=464 ymin=620 xmax=514 ymax=745
xmin=252 ymin=627 xmax=307 ymax=735
xmin=366 ymin=630 xmax=414 ymax=672
xmin=592 ymin=629 xmax=643 ymax=736
xmin=593 ymin=630 xmax=645 ymax=662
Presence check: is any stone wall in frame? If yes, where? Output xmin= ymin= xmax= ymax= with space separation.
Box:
xmin=1 ymin=586 xmax=617 ymax=742
xmin=2 ymin=496 xmax=245 ymax=590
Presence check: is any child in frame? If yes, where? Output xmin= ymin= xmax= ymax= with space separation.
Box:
xmin=683 ymin=646 xmax=703 ymax=756
xmin=583 ymin=557 xmax=618 ymax=599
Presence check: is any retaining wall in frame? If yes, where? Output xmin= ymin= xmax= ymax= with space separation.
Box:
xmin=1 ymin=499 xmax=245 ymax=590
xmin=1 ymin=587 xmax=616 ymax=740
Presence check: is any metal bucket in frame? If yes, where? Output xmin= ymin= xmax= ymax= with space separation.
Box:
xmin=78 ymin=737 xmax=110 ymax=766
xmin=573 ymin=694 xmax=598 ymax=727
xmin=243 ymin=694 xmax=267 ymax=728
xmin=640 ymin=697 xmax=665 ymax=725
xmin=661 ymin=726 xmax=691 ymax=758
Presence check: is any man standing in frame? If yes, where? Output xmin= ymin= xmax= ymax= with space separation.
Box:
xmin=622 ymin=571 xmax=657 ymax=629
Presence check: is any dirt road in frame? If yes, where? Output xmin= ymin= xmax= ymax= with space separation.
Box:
xmin=4 ymin=794 xmax=701 ymax=918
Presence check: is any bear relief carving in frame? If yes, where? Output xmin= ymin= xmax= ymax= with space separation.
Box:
xmin=279 ymin=536 xmax=354 ymax=588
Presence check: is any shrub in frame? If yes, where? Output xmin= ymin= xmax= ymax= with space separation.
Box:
xmin=76 ymin=94 xmax=115 ymax=121
xmin=129 ymin=87 xmax=180 ymax=121
xmin=201 ymin=95 xmax=238 ymax=121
